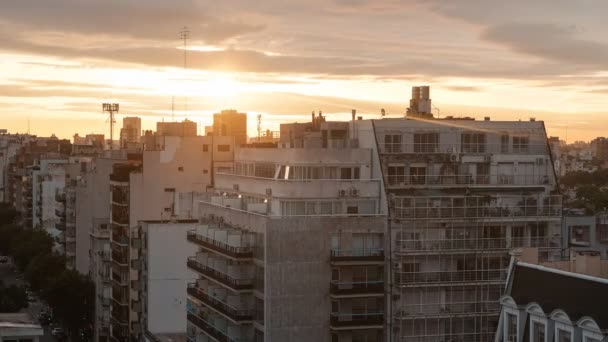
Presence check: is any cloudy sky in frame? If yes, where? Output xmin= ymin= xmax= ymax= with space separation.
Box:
xmin=1 ymin=0 xmax=607 ymax=141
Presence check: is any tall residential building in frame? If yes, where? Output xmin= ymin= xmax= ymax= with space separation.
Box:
xmin=213 ymin=109 xmax=248 ymax=146
xmin=157 ymin=119 xmax=197 ymax=137
xmin=120 ymin=117 xmax=142 ymax=148
xmin=110 ymin=135 xmax=235 ymax=342
xmin=185 ymin=87 xmax=562 ymax=342
xmin=186 ymin=120 xmax=386 ymax=342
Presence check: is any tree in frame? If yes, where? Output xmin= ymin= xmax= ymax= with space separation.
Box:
xmin=42 ymin=270 xmax=94 ymax=339
xmin=24 ymin=253 xmax=66 ymax=292
xmin=0 ymin=285 xmax=28 ymax=312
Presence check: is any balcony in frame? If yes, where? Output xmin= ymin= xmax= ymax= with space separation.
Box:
xmin=379 ymin=142 xmax=548 ymax=155
xmin=330 ymin=280 xmax=384 ymax=296
xmin=111 ymin=293 xmax=129 ymax=306
xmin=187 ymin=283 xmax=253 ymax=322
xmin=98 ymin=295 xmax=111 ymax=307
xmin=330 ymin=312 xmax=384 ymax=328
xmin=396 ymin=237 xmax=558 ymax=254
xmin=392 ymin=195 xmax=562 ymax=221
xmin=386 ymin=173 xmax=552 ymax=188
xmin=111 ymin=249 xmax=129 ymax=267
xmin=400 ymin=333 xmax=496 ymax=342
xmin=187 ymin=231 xmax=253 ymax=260
xmin=395 ymin=301 xmax=501 ymax=319
xmin=330 ymin=249 xmax=384 ymax=263
xmin=394 ymin=269 xmax=507 ymax=286
xmin=187 ymin=258 xmax=253 ymax=291
xmin=56 ymin=222 xmax=66 ymax=231
xmin=55 ymin=208 xmax=65 ymax=218
xmin=187 ymin=312 xmax=244 ymax=342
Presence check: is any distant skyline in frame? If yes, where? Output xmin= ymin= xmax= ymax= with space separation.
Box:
xmin=1 ymin=0 xmax=608 ymax=141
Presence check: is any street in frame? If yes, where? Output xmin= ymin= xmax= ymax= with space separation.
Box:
xmin=0 ymin=262 xmax=56 ymax=342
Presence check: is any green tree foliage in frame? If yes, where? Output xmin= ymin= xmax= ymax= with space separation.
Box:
xmin=24 ymin=253 xmax=66 ymax=292
xmin=0 ymin=284 xmax=28 ymax=312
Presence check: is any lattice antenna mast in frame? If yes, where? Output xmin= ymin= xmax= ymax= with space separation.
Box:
xmin=102 ymin=103 xmax=119 ymax=150
xmin=180 ymin=26 xmax=190 ymax=117
xmin=257 ymin=114 xmax=262 ymax=143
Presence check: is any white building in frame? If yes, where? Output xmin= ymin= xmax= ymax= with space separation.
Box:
xmin=0 ymin=313 xmax=44 ymax=342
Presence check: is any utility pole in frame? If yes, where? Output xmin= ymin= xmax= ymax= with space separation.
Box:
xmin=180 ymin=26 xmax=190 ymax=118
xmin=102 ymin=103 xmax=119 ymax=150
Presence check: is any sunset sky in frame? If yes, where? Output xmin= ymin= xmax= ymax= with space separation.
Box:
xmin=1 ymin=0 xmax=607 ymax=142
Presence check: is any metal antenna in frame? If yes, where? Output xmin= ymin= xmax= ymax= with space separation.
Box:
xmin=180 ymin=26 xmax=190 ymax=117
xmin=102 ymin=103 xmax=119 ymax=150
xmin=172 ymin=96 xmax=175 ymax=122
xmin=257 ymin=114 xmax=262 ymax=143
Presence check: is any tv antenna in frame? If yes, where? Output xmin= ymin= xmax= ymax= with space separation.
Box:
xmin=180 ymin=26 xmax=190 ymax=117
xmin=102 ymin=103 xmax=119 ymax=150
xmin=257 ymin=114 xmax=262 ymax=142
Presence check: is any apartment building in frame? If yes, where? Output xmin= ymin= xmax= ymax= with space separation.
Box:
xmin=120 ymin=117 xmax=142 ymax=148
xmin=186 ymin=120 xmax=387 ymax=342
xmin=563 ymin=213 xmax=608 ymax=259
xmin=185 ymin=87 xmax=562 ymax=342
xmin=157 ymin=120 xmax=197 ymax=138
xmin=110 ymin=135 xmax=235 ymax=342
xmin=213 ymin=110 xmax=248 ymax=146
xmin=0 ymin=133 xmax=32 ymax=202
xmin=137 ymin=220 xmax=198 ymax=341
xmin=340 ymin=87 xmax=561 ymax=342
xmin=495 ymin=252 xmax=608 ymax=342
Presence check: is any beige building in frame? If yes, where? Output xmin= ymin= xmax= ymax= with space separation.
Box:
xmin=213 ymin=109 xmax=247 ymax=146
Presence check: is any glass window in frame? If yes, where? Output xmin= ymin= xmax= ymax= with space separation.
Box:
xmin=203 ymin=144 xmax=209 ymax=152
xmin=414 ymin=132 xmax=439 ymax=153
xmin=557 ymin=329 xmax=571 ymax=342
xmin=388 ymin=166 xmax=406 ymax=185
xmin=461 ymin=133 xmax=486 ymax=153
xmin=217 ymin=144 xmax=230 ymax=152
xmin=340 ymin=167 xmax=352 ymax=179
xmin=532 ymin=321 xmax=545 ymax=342
xmin=506 ymin=313 xmax=517 ymax=342
xmin=410 ymin=167 xmax=426 ymax=185
xmin=384 ymin=134 xmax=402 ymax=153
xmin=513 ymin=136 xmax=530 ymax=153
xmin=501 ymin=133 xmax=510 ymax=153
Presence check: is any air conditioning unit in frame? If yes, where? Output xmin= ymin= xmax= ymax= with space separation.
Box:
xmin=450 ymin=154 xmax=460 ymax=163
xmin=233 ymin=184 xmax=239 ymax=191
xmin=349 ymin=188 xmax=359 ymax=197
xmin=338 ymin=190 xmax=347 ymax=197
xmin=265 ymin=188 xmax=272 ymax=196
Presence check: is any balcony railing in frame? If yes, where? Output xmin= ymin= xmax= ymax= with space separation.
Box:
xmin=392 ymin=195 xmax=562 ymax=221
xmin=386 ymin=174 xmax=552 ymax=187
xmin=395 ymin=301 xmax=501 ymax=318
xmin=394 ymin=269 xmax=506 ymax=285
xmin=396 ymin=237 xmax=558 ymax=253
xmin=187 ymin=258 xmax=253 ymax=290
xmin=330 ymin=280 xmax=384 ymax=296
xmin=400 ymin=332 xmax=496 ymax=342
xmin=330 ymin=312 xmax=384 ymax=327
xmin=187 ymin=312 xmax=244 ymax=342
xmin=187 ymin=231 xmax=253 ymax=259
xmin=187 ymin=283 xmax=253 ymax=322
xmin=379 ymin=143 xmax=548 ymax=155
xmin=330 ymin=249 xmax=384 ymax=262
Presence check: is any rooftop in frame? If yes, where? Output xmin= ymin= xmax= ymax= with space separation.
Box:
xmin=0 ymin=313 xmax=42 ymax=329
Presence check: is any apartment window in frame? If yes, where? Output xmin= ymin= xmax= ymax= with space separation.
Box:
xmin=384 ymin=134 xmax=402 ymax=153
xmin=530 ymin=223 xmax=547 ymax=247
xmin=410 ymin=167 xmax=426 ymax=185
xmin=506 ymin=313 xmax=517 ymax=342
xmin=414 ymin=132 xmax=439 ymax=153
xmin=511 ymin=225 xmax=525 ymax=247
xmin=557 ymin=329 xmax=571 ymax=342
xmin=178 ymin=166 xmax=184 ymax=172
xmin=340 ymin=167 xmax=352 ymax=180
xmin=532 ymin=321 xmax=545 ymax=342
xmin=461 ymin=133 xmax=486 ymax=153
xmin=513 ymin=136 xmax=530 ymax=153
xmin=254 ymin=163 xmax=276 ymax=178
xmin=203 ymin=170 xmax=208 ymax=174
xmin=202 ymin=144 xmax=209 ymax=152
xmin=403 ymin=262 xmax=420 ymax=273
xmin=599 ymin=224 xmax=608 ymax=242
xmin=346 ymin=205 xmax=359 ymax=214
xmin=388 ymin=166 xmax=406 ymax=185
xmin=501 ymin=133 xmax=510 ymax=153
xmin=354 ymin=167 xmax=360 ymax=179
xmin=218 ymin=144 xmax=230 ymax=152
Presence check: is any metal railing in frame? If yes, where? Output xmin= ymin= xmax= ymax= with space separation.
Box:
xmin=396 ymin=301 xmax=500 ymax=318
xmin=380 ymin=143 xmax=547 ymax=155
xmin=187 ymin=231 xmax=254 ymax=259
xmin=187 ymin=311 xmax=244 ymax=342
xmin=187 ymin=258 xmax=253 ymax=290
xmin=187 ymin=283 xmax=253 ymax=321
xmin=330 ymin=280 xmax=384 ymax=295
xmin=394 ymin=269 xmax=506 ymax=285
xmin=330 ymin=249 xmax=384 ymax=262
xmin=330 ymin=312 xmax=384 ymax=327
xmin=396 ymin=237 xmax=557 ymax=253
xmin=386 ymin=174 xmax=552 ymax=187
xmin=399 ymin=332 xmax=496 ymax=342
